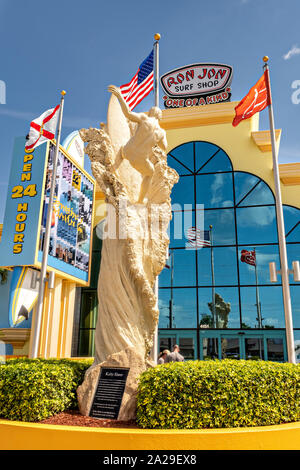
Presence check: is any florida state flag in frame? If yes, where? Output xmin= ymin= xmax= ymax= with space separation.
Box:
xmin=241 ymin=249 xmax=256 ymax=266
xmin=232 ymin=71 xmax=270 ymax=127
xmin=25 ymin=105 xmax=60 ymax=151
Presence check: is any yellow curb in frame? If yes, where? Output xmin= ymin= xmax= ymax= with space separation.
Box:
xmin=0 ymin=419 xmax=300 ymax=450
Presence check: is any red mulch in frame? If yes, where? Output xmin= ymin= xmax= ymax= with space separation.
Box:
xmin=40 ymin=410 xmax=138 ymax=428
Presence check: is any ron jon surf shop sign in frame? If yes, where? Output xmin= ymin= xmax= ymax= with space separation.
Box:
xmin=160 ymin=63 xmax=233 ymax=108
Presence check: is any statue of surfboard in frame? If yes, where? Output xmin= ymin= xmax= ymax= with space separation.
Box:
xmin=8 ymin=267 xmax=39 ymax=327
xmin=107 ymin=93 xmax=142 ymax=203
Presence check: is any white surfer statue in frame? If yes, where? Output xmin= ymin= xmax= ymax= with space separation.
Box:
xmin=108 ymin=85 xmax=167 ymax=203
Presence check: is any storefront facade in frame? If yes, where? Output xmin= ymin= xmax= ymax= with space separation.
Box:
xmin=77 ymin=100 xmax=300 ymax=362
xmin=0 ymin=99 xmax=299 ymax=362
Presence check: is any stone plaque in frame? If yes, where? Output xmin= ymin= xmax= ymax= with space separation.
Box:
xmin=89 ymin=367 xmax=129 ymax=420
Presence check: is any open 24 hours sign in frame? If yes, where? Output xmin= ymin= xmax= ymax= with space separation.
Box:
xmin=160 ymin=63 xmax=233 ymax=108
xmin=0 ymin=137 xmax=95 ymax=285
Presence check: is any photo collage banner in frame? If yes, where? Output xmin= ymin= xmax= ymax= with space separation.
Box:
xmin=39 ymin=144 xmax=94 ymax=278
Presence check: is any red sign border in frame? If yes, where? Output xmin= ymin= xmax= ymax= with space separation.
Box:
xmin=160 ymin=63 xmax=233 ymax=99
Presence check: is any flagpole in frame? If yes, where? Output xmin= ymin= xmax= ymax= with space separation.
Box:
xmin=253 ymin=248 xmax=263 ymax=329
xmin=152 ymin=33 xmax=161 ymax=363
xmin=169 ymin=249 xmax=174 ymax=328
xmin=154 ymin=33 xmax=160 ymax=107
xmin=30 ymin=91 xmax=66 ymax=359
xmin=209 ymin=225 xmax=218 ymax=357
xmin=209 ymin=226 xmax=217 ymax=328
xmin=253 ymin=248 xmax=263 ymax=359
xmin=263 ymin=56 xmax=295 ymax=364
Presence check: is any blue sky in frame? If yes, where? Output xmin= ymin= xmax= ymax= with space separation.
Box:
xmin=0 ymin=0 xmax=300 ymax=221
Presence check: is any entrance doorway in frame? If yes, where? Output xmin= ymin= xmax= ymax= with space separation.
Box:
xmin=158 ymin=330 xmax=287 ymax=362
xmin=158 ymin=331 xmax=197 ymax=360
xmin=199 ymin=330 xmax=287 ymax=362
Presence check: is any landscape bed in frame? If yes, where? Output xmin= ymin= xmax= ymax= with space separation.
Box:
xmin=0 ymin=358 xmax=299 ymax=430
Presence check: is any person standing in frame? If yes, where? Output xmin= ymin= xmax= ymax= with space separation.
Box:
xmin=165 ymin=345 xmax=184 ymax=363
xmin=157 ymin=349 xmax=170 ymax=364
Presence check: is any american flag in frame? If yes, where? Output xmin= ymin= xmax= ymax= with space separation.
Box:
xmin=120 ymin=50 xmax=154 ymax=110
xmin=186 ymin=227 xmax=211 ymax=249
xmin=240 ymin=249 xmax=256 ymax=266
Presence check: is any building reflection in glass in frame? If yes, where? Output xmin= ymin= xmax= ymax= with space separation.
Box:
xmin=156 ymin=141 xmax=300 ymax=360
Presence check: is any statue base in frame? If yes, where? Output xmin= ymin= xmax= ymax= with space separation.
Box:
xmin=77 ymin=347 xmax=154 ymax=421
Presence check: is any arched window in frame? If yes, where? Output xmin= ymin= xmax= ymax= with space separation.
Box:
xmin=159 ymin=141 xmax=300 ymax=360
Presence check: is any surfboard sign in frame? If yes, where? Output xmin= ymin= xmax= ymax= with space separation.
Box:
xmin=8 ymin=266 xmax=39 ymax=327
xmin=62 ymin=131 xmax=85 ymax=168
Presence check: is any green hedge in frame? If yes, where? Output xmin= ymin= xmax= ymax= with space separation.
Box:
xmin=137 ymin=360 xmax=300 ymax=429
xmin=0 ymin=358 xmax=93 ymax=422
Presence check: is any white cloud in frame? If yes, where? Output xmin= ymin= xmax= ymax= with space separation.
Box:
xmin=283 ymin=45 xmax=300 ymax=60
xmin=237 ymin=206 xmax=275 ymax=227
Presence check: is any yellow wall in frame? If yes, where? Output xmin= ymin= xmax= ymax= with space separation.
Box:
xmin=27 ymin=277 xmax=76 ymax=358
xmin=1 ymin=419 xmax=300 ymax=450
xmin=94 ymin=186 xmax=106 ymax=227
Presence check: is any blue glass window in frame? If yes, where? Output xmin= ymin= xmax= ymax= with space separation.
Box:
xmin=159 ymin=249 xmax=196 ymax=287
xmin=158 ymin=140 xmax=299 ymax=352
xmin=286 ymin=224 xmax=300 ymax=242
xmin=287 ymin=244 xmax=300 ymax=280
xmin=284 ymin=206 xmax=300 ymax=236
xmin=169 ymin=210 xmax=195 ymax=248
xmin=196 ymin=173 xmax=234 ymax=208
xmin=240 ymin=286 xmax=284 ymax=328
xmin=197 ymin=246 xmax=238 ymax=286
xmin=158 ymin=288 xmax=197 ymax=328
xmin=168 ymin=142 xmax=194 ymax=173
xmin=238 ymin=245 xmax=280 ymax=286
xmin=235 ymin=172 xmax=274 ymax=206
xmin=198 ymin=287 xmax=240 ymax=329
xmin=196 ymin=208 xmax=236 ymax=246
xmin=195 ymin=142 xmax=232 ymax=173
xmin=290 ymin=286 xmax=300 ymax=328
xmin=293 ymin=330 xmax=300 ymax=363
xmin=236 ymin=206 xmax=278 ymax=244
xmin=171 ymin=175 xmax=194 ymax=206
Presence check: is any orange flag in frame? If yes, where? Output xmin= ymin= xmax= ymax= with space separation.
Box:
xmin=232 ymin=70 xmax=271 ymax=127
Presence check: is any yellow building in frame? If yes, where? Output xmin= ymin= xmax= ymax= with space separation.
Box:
xmin=1 ymin=100 xmax=299 ymax=362
xmin=77 ymin=101 xmax=300 ymax=362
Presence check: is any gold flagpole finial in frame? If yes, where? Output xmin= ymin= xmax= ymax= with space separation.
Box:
xmin=154 ymin=33 xmax=161 ymax=41
xmin=61 ymin=90 xmax=66 ymax=96
xmin=263 ymin=56 xmax=269 ymax=63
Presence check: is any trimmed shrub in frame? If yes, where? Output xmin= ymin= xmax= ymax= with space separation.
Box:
xmin=0 ymin=358 xmax=93 ymax=422
xmin=136 ymin=360 xmax=300 ymax=429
